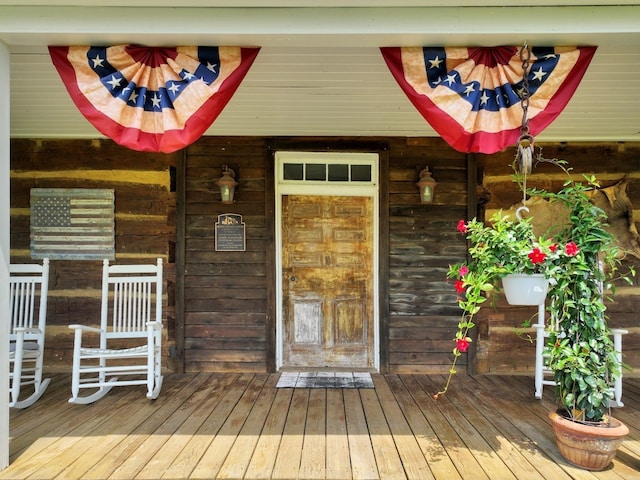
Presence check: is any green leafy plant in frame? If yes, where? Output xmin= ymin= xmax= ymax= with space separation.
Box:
xmin=435 ymin=209 xmax=570 ymax=398
xmin=535 ymin=177 xmax=632 ymax=422
xmin=436 ymin=174 xmax=633 ymax=424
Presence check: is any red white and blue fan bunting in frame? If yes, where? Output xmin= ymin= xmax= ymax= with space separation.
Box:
xmin=49 ymin=45 xmax=260 ymax=153
xmin=380 ymin=46 xmax=596 ymax=154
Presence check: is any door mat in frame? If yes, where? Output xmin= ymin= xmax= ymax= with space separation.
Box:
xmin=276 ymin=372 xmax=374 ymax=389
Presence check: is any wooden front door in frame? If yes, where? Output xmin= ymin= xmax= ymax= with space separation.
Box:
xmin=281 ymin=195 xmax=374 ymax=369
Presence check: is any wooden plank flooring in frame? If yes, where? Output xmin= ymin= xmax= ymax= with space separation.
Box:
xmin=2 ymin=373 xmax=639 ymax=479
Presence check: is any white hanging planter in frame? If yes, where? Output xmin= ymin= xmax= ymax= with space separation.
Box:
xmin=502 ymin=273 xmax=549 ymax=306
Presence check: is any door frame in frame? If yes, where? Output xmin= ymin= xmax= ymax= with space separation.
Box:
xmin=274 ymin=151 xmax=380 ymax=371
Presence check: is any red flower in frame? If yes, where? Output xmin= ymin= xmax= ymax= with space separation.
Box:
xmin=456 ymin=219 xmax=467 ymax=233
xmin=454 ymin=280 xmax=465 ymax=294
xmin=528 ymin=247 xmax=547 ymax=264
xmin=549 ymin=244 xmax=558 ymax=253
xmin=565 ymin=242 xmax=579 ymax=256
xmin=458 ymin=265 xmax=469 ymax=277
xmin=456 ymin=338 xmax=470 ymax=353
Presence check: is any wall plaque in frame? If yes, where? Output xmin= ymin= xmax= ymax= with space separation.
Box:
xmin=215 ymin=214 xmax=246 ymax=251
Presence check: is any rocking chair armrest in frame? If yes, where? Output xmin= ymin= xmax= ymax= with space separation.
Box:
xmin=13 ymin=327 xmax=42 ymax=334
xmin=68 ymin=324 xmax=102 ymax=333
xmin=146 ymin=321 xmax=163 ymax=330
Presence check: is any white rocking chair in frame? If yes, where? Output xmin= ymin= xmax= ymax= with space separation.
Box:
xmin=534 ymin=302 xmax=627 ymax=407
xmin=9 ymin=258 xmax=51 ymax=408
xmin=69 ymin=258 xmax=163 ymax=404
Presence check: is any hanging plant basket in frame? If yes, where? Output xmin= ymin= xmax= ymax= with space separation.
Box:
xmin=501 ymin=273 xmax=549 ymax=305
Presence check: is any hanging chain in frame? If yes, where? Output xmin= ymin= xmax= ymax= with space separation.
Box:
xmin=512 ymin=43 xmax=569 ymax=218
xmin=513 ymin=43 xmax=534 ymax=217
xmin=514 ymin=43 xmax=534 ymax=178
xmin=519 ymin=43 xmax=531 ymax=138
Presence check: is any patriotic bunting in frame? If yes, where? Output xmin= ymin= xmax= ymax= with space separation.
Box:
xmin=380 ymin=46 xmax=596 ymax=154
xmin=49 ymin=45 xmax=260 ymax=153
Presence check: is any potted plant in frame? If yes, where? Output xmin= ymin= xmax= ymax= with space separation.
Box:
xmin=534 ymin=178 xmax=632 ymax=470
xmin=437 ymin=174 xmax=633 ymax=471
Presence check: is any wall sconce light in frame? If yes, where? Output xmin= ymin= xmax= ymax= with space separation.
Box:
xmin=416 ymin=166 xmax=437 ymax=204
xmin=216 ymin=165 xmax=238 ymax=204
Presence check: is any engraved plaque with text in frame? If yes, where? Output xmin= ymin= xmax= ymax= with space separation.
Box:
xmin=215 ymin=214 xmax=246 ymax=251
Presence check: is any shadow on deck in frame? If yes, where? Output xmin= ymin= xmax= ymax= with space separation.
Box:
xmin=2 ymin=373 xmax=639 ymax=479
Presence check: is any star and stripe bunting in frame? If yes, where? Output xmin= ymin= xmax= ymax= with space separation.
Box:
xmin=49 ymin=45 xmax=260 ymax=153
xmin=380 ymin=46 xmax=596 ymax=154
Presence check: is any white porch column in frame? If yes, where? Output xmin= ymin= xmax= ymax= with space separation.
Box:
xmin=0 ymin=39 xmax=10 ymax=470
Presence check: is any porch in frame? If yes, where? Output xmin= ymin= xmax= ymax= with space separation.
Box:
xmin=2 ymin=373 xmax=639 ymax=479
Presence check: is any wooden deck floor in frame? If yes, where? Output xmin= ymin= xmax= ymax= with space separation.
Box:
xmin=2 ymin=373 xmax=639 ymax=479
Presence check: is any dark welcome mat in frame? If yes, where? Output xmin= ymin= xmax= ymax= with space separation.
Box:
xmin=276 ymin=372 xmax=374 ymax=389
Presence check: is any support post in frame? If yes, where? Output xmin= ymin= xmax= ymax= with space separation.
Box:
xmin=0 ymin=39 xmax=11 ymax=470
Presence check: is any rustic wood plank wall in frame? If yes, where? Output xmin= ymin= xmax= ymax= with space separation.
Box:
xmin=12 ymin=136 xmax=637 ymax=377
xmin=10 ymin=139 xmax=177 ymax=372
xmin=386 ymin=138 xmax=470 ymax=374
xmin=182 ymin=137 xmax=269 ymax=373
xmin=475 ymin=142 xmax=640 ymax=375
xmin=180 ymin=136 xmax=470 ymax=374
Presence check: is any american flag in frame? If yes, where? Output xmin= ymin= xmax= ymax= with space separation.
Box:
xmin=381 ymin=46 xmax=596 ymax=154
xmin=30 ymin=188 xmax=115 ymax=260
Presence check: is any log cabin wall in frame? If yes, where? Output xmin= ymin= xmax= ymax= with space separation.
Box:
xmin=11 ymin=136 xmax=638 ymax=377
xmin=180 ymin=136 xmax=469 ymax=374
xmin=475 ymin=142 xmax=640 ymax=375
xmin=181 ymin=137 xmax=270 ymax=373
xmin=10 ymin=139 xmax=178 ymax=372
xmin=385 ymin=138 xmax=470 ymax=374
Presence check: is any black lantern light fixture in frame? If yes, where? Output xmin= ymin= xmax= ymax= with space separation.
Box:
xmin=216 ymin=165 xmax=238 ymax=204
xmin=416 ymin=166 xmax=437 ymax=204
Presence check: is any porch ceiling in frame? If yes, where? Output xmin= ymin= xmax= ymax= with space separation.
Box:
xmin=2 ymin=2 xmax=639 ymax=144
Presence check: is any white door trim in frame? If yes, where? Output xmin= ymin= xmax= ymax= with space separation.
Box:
xmin=274 ymin=151 xmax=379 ymax=371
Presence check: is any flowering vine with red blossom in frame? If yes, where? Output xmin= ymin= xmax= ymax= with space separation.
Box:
xmin=434 ymin=209 xmax=577 ymax=399
xmin=436 ymin=173 xmax=636 ymax=424
xmin=565 ymin=241 xmax=579 ymax=256
xmin=528 ymin=247 xmax=547 ymax=265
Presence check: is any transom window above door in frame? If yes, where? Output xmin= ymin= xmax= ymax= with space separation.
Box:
xmin=283 ymin=162 xmax=372 ymax=183
xmin=276 ymin=152 xmax=377 ymax=186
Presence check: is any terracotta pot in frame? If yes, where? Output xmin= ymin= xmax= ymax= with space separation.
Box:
xmin=549 ymin=410 xmax=629 ymax=471
xmin=501 ymin=273 xmax=548 ymax=305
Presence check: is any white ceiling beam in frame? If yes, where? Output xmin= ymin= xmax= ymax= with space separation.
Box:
xmin=0 ymin=6 xmax=639 ymax=47
xmin=0 ymin=0 xmax=638 ymax=6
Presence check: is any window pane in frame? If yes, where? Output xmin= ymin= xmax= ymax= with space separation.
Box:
xmin=351 ymin=165 xmax=372 ymax=182
xmin=328 ymin=164 xmax=349 ymax=181
xmin=306 ymin=163 xmax=326 ymax=181
xmin=283 ymin=163 xmax=304 ymax=180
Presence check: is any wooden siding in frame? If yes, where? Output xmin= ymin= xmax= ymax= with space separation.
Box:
xmin=386 ymin=138 xmax=470 ymax=373
xmin=10 ymin=136 xmax=640 ymax=377
xmin=180 ymin=136 xmax=470 ymax=374
xmin=9 ymin=138 xmax=178 ymax=371
xmin=182 ymin=137 xmax=270 ymax=373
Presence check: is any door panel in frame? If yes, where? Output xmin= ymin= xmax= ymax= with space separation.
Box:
xmin=282 ymin=195 xmax=374 ymax=369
